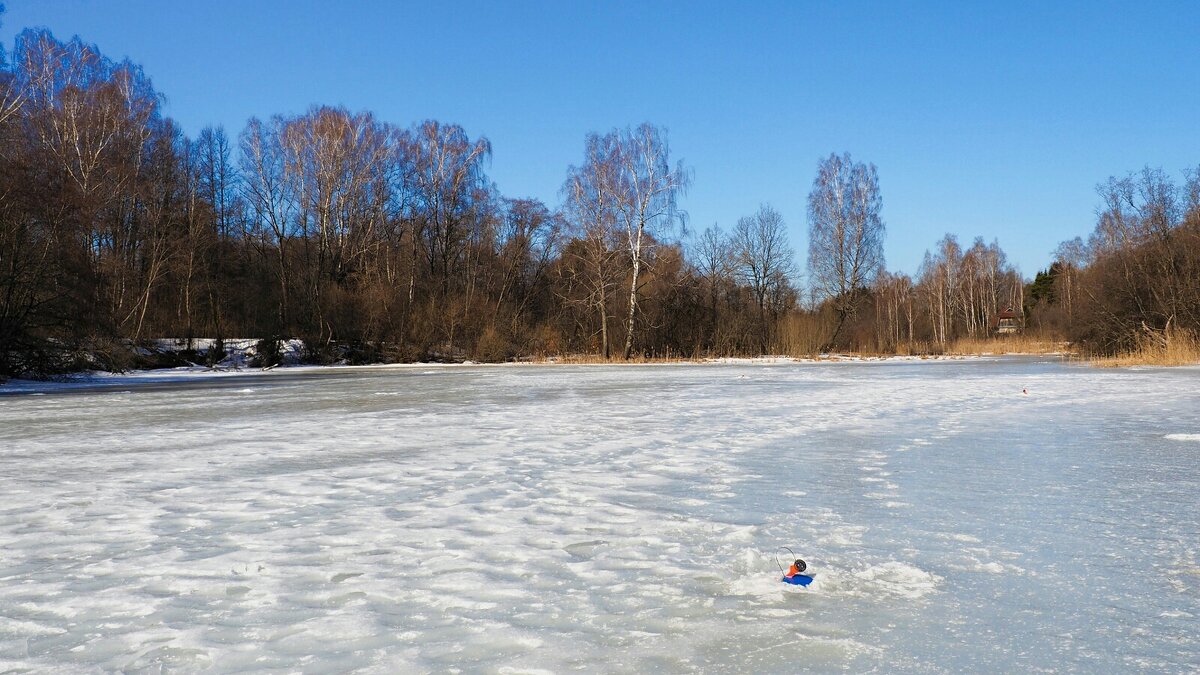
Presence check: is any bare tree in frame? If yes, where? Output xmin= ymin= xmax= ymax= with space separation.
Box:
xmin=612 ymin=123 xmax=690 ymax=359
xmin=1053 ymin=236 xmax=1086 ymax=319
xmin=495 ymin=197 xmax=561 ymax=330
xmin=693 ymin=224 xmax=731 ymax=350
xmin=196 ymin=126 xmax=237 ymax=240
xmin=193 ymin=125 xmax=239 ymax=337
xmin=409 ymin=120 xmax=492 ymax=296
xmin=919 ymin=234 xmax=961 ymax=345
xmin=806 ymin=152 xmax=885 ymax=348
xmin=1071 ymin=166 xmax=1200 ymax=351
xmin=873 ymin=271 xmax=915 ymax=350
xmin=563 ymin=132 xmax=623 ymax=358
xmin=239 ymin=115 xmax=298 ymax=331
xmin=0 ymin=18 xmax=25 ymax=136
xmin=731 ymin=204 xmax=796 ymax=350
xmin=13 ymin=29 xmax=164 ymax=336
xmin=279 ymin=108 xmax=389 ymax=342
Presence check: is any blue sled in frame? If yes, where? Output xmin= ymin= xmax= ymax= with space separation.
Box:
xmin=782 ymin=574 xmax=814 ymax=586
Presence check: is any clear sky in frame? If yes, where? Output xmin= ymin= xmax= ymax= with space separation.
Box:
xmin=3 ymin=1 xmax=1198 ymax=279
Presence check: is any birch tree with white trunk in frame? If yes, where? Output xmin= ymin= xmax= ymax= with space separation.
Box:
xmin=612 ymin=123 xmax=689 ymax=359
xmin=806 ymin=152 xmax=885 ymax=348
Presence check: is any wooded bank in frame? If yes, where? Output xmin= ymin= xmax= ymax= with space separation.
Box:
xmin=1 ymin=27 xmax=1197 ymax=379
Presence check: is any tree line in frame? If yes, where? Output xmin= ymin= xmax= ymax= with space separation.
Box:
xmin=1026 ymin=167 xmax=1200 ymax=354
xmin=1 ymin=26 xmax=1197 ymax=378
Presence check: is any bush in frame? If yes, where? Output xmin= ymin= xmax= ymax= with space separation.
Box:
xmin=301 ymin=337 xmax=339 ymax=364
xmin=474 ymin=325 xmax=513 ymax=362
xmin=343 ymin=341 xmax=385 ymax=365
xmin=204 ymin=337 xmax=227 ymax=367
xmin=250 ymin=337 xmax=283 ymax=368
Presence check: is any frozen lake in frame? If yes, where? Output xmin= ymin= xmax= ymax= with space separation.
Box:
xmin=1 ymin=358 xmax=1198 ymax=672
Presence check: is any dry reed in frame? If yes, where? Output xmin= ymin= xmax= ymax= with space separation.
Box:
xmin=1092 ymin=327 xmax=1200 ymax=367
xmin=526 ymin=352 xmax=693 ymax=365
xmin=945 ymin=335 xmax=1070 ymax=356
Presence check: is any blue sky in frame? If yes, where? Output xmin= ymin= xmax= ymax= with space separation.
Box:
xmin=3 ymin=1 xmax=1198 ymax=278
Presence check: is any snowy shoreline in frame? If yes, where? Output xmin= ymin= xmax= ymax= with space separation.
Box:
xmin=0 ymin=353 xmax=1072 ymax=395
xmin=1 ymin=333 xmax=1087 ymax=393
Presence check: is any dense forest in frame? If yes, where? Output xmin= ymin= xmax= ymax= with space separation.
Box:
xmin=1 ymin=26 xmax=1198 ymax=378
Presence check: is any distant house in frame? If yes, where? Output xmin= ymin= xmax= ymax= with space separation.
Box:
xmin=994 ymin=307 xmax=1021 ymax=334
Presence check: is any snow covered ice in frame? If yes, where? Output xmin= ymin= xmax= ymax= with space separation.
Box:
xmin=1 ymin=358 xmax=1198 ymax=672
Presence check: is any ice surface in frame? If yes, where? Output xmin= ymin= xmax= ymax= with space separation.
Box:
xmin=1 ymin=358 xmax=1199 ymax=672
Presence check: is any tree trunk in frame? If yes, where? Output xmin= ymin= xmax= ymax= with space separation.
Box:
xmin=599 ymin=292 xmax=609 ymax=359
xmin=826 ymin=307 xmax=849 ymax=352
xmin=596 ymin=249 xmax=610 ymax=359
xmin=623 ymin=227 xmax=643 ymax=360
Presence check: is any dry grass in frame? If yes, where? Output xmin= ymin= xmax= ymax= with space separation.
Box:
xmin=944 ymin=335 xmax=1070 ymax=356
xmin=524 ymin=334 xmax=1075 ymax=363
xmin=773 ymin=313 xmax=831 ymax=357
xmin=1092 ymin=328 xmax=1200 ymax=367
xmin=521 ymin=330 xmax=1200 ymax=365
